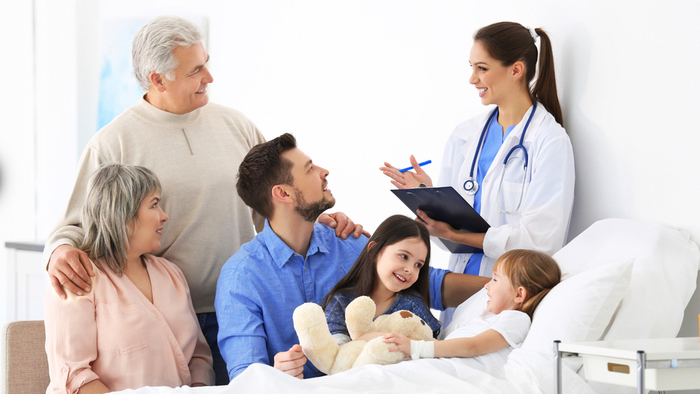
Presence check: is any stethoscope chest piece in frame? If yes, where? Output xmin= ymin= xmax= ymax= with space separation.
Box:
xmin=462 ymin=102 xmax=538 ymax=213
xmin=463 ymin=178 xmax=478 ymax=195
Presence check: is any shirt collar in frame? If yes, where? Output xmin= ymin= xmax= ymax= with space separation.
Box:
xmin=259 ymin=220 xmax=330 ymax=268
xmin=308 ymin=226 xmax=330 ymax=256
xmin=135 ymin=95 xmax=203 ymax=128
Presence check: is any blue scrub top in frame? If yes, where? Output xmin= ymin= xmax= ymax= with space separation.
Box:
xmin=464 ymin=116 xmax=516 ymax=275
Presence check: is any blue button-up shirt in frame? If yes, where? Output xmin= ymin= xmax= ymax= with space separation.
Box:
xmin=216 ymin=220 xmax=448 ymax=379
xmin=215 ymin=221 xmax=368 ymax=379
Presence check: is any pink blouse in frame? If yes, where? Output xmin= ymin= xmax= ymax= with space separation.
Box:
xmin=44 ymin=255 xmax=214 ymax=393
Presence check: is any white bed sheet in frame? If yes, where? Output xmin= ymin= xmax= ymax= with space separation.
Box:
xmin=114 ymin=357 xmax=587 ymax=394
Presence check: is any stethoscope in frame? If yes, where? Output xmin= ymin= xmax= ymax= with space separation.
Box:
xmin=462 ymin=102 xmax=537 ymax=214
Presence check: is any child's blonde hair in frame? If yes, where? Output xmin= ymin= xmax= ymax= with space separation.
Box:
xmin=493 ymin=249 xmax=561 ymax=318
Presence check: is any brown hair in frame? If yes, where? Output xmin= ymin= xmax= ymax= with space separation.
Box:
xmin=493 ymin=249 xmax=561 ymax=318
xmin=236 ymin=133 xmax=296 ymax=219
xmin=474 ymin=22 xmax=563 ymax=127
xmin=323 ymin=215 xmax=432 ymax=310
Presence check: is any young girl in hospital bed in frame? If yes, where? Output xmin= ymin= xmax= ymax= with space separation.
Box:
xmin=323 ymin=215 xmax=442 ymax=344
xmin=383 ymin=249 xmax=560 ymax=370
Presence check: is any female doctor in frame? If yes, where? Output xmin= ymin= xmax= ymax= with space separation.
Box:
xmin=381 ymin=21 xmax=574 ymax=310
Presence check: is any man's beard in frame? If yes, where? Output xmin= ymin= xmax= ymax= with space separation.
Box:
xmin=294 ymin=187 xmax=335 ymax=222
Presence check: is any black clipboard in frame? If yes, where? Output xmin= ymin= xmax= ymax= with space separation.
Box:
xmin=391 ymin=186 xmax=490 ymax=254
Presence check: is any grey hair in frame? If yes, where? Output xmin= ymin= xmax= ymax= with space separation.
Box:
xmin=132 ymin=15 xmax=203 ymax=91
xmin=80 ymin=164 xmax=162 ymax=275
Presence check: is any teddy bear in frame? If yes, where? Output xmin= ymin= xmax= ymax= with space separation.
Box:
xmin=292 ymin=295 xmax=435 ymax=375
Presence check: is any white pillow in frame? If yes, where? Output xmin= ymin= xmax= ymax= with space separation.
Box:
xmin=554 ymin=218 xmax=700 ymax=340
xmin=600 ymin=223 xmax=700 ymax=340
xmin=520 ymin=258 xmax=633 ymax=354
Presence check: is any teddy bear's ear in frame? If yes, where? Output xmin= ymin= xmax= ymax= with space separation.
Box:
xmin=381 ymin=310 xmax=433 ymax=342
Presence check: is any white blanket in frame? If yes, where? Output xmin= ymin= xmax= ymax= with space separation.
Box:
xmin=115 ymin=354 xmax=595 ymax=394
xmin=116 ymin=360 xmax=521 ymax=394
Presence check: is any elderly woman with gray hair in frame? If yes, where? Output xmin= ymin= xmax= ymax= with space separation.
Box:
xmin=44 ymin=164 xmax=214 ymax=394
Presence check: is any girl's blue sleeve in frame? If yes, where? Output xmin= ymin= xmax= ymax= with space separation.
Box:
xmin=325 ymin=294 xmax=350 ymax=337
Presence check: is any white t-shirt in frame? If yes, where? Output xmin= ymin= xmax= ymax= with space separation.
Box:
xmin=445 ymin=309 xmax=531 ymax=374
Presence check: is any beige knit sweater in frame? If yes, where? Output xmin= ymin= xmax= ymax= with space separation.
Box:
xmin=43 ymin=98 xmax=265 ymax=313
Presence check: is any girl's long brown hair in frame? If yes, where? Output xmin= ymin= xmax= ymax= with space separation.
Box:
xmin=323 ymin=215 xmax=432 ymax=310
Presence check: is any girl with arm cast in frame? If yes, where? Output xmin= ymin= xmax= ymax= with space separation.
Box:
xmin=384 ymin=249 xmax=560 ymax=366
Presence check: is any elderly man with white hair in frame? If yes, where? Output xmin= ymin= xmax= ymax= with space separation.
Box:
xmin=43 ymin=15 xmax=365 ymax=385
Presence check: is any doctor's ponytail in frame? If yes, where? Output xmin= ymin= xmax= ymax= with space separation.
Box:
xmin=531 ymin=28 xmax=563 ymax=127
xmin=475 ymin=22 xmax=564 ymax=127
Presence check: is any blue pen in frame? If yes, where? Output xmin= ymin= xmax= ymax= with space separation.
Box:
xmin=398 ymin=160 xmax=432 ymax=173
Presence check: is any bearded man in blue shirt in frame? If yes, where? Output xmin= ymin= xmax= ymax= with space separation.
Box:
xmin=215 ymin=133 xmax=488 ymax=380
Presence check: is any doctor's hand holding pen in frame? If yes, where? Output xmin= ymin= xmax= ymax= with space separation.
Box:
xmin=380 ymin=156 xmax=486 ymax=249
xmin=380 ymin=155 xmax=433 ymax=189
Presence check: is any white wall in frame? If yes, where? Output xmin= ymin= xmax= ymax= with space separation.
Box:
xmin=2 ymin=0 xmax=699 ymax=335
xmin=0 ymin=0 xmax=37 ymax=326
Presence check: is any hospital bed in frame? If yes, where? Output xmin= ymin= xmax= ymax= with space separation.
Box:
xmin=116 ymin=218 xmax=700 ymax=394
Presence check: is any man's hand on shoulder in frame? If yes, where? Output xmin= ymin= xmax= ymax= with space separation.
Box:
xmin=319 ymin=212 xmax=371 ymax=239
xmin=273 ymin=344 xmax=306 ymax=379
xmin=47 ymin=244 xmax=95 ymax=299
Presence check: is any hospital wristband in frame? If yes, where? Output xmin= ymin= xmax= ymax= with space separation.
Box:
xmin=410 ymin=340 xmax=434 ymax=360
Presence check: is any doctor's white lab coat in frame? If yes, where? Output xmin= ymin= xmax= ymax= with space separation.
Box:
xmin=437 ymin=103 xmax=575 ymax=278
